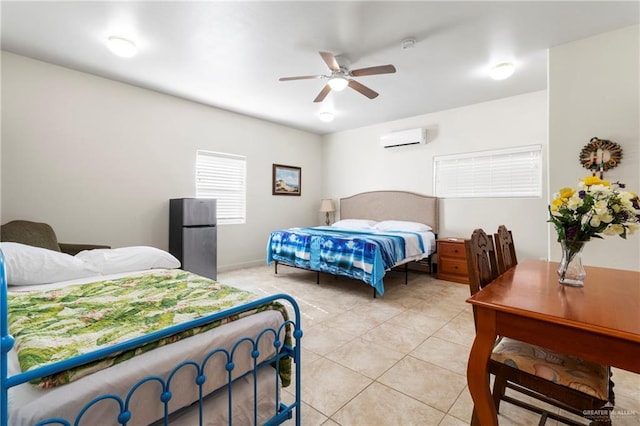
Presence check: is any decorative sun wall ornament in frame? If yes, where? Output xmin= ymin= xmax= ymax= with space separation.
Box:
xmin=579 ymin=137 xmax=623 ymax=179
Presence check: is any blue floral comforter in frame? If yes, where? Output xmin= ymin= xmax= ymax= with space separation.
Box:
xmin=266 ymin=226 xmax=427 ymax=295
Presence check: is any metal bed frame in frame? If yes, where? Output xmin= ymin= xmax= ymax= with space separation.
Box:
xmin=273 ymin=258 xmax=427 ymax=298
xmin=0 ymin=252 xmax=302 ymax=426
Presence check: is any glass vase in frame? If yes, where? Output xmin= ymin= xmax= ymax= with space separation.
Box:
xmin=557 ymin=240 xmax=587 ymax=287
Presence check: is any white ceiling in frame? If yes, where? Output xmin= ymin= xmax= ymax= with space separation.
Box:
xmin=1 ymin=1 xmax=638 ymax=135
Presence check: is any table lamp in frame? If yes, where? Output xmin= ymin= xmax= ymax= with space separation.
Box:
xmin=319 ymin=199 xmax=336 ymax=225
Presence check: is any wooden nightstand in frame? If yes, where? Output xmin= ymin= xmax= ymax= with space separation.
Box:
xmin=436 ymin=238 xmax=469 ymax=284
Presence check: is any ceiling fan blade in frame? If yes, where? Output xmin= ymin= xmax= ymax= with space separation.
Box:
xmin=348 ymin=80 xmax=379 ymax=99
xmin=313 ymin=85 xmax=332 ymax=103
xmin=279 ymin=75 xmax=323 ymax=81
xmin=350 ymin=64 xmax=396 ymax=77
xmin=319 ymin=51 xmax=340 ymax=71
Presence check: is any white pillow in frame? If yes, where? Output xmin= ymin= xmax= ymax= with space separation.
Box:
xmin=374 ymin=220 xmax=432 ymax=232
xmin=0 ymin=242 xmax=99 ymax=285
xmin=76 ymin=246 xmax=181 ymax=275
xmin=331 ymin=219 xmax=378 ymax=229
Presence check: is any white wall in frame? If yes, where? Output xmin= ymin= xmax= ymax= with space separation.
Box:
xmin=0 ymin=52 xmax=323 ymax=271
xmin=322 ymin=91 xmax=549 ymax=262
xmin=549 ymin=25 xmax=639 ymax=271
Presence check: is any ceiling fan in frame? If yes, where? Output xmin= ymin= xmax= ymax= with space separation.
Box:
xmin=279 ymin=51 xmax=396 ymax=103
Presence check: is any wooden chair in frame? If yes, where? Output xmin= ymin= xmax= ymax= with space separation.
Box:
xmin=465 ymin=228 xmax=614 ymax=426
xmin=494 ymin=225 xmax=518 ymax=274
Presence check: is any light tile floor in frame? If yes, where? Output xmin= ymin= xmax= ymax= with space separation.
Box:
xmin=219 ymin=265 xmax=640 ymax=426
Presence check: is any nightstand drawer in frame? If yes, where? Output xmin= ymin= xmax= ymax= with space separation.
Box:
xmin=438 ymin=241 xmax=466 ymax=258
xmin=439 ymin=257 xmax=468 ymax=276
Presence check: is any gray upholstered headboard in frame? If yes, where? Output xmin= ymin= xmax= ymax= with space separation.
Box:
xmin=339 ymin=191 xmax=439 ymax=234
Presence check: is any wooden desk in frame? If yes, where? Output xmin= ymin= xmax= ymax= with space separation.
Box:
xmin=466 ymin=259 xmax=640 ymax=425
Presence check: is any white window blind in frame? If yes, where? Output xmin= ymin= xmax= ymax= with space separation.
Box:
xmin=196 ymin=150 xmax=246 ymax=224
xmin=433 ymin=145 xmax=542 ymax=198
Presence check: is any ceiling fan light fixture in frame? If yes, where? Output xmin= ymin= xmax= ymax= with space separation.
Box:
xmin=107 ymin=36 xmax=138 ymax=58
xmin=279 ymin=51 xmax=393 ymax=102
xmin=319 ymin=111 xmax=335 ymax=122
xmin=490 ymin=62 xmax=515 ymax=80
xmin=328 ymin=76 xmax=349 ymax=91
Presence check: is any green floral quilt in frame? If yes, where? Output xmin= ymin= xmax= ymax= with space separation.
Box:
xmin=8 ymin=269 xmax=291 ymax=388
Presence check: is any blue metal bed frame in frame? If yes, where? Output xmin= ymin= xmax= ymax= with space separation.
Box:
xmin=0 ymin=252 xmax=302 ymax=426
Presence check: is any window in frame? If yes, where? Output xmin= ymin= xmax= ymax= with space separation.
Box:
xmin=434 ymin=145 xmax=542 ymax=198
xmin=196 ymin=150 xmax=246 ymax=224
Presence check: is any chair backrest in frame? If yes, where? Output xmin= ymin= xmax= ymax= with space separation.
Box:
xmin=494 ymin=225 xmax=518 ymax=275
xmin=464 ymin=228 xmax=499 ymax=297
xmin=0 ymin=220 xmax=61 ymax=252
xmin=465 ymin=228 xmax=499 ymax=331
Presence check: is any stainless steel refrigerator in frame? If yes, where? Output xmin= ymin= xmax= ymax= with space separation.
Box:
xmin=169 ymin=198 xmax=217 ymax=280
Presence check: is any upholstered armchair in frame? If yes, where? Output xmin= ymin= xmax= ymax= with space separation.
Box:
xmin=0 ymin=220 xmax=110 ymax=255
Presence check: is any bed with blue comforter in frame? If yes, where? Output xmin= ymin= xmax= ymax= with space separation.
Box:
xmin=266 ymin=224 xmax=436 ymax=296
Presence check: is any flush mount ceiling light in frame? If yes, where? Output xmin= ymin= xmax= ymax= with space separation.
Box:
xmin=327 ymin=76 xmax=349 ymax=91
xmin=107 ymin=36 xmax=138 ymax=58
xmin=319 ymin=111 xmax=335 ymax=122
xmin=490 ymin=62 xmax=515 ymax=80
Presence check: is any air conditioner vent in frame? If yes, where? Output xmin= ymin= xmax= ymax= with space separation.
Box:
xmin=380 ymin=128 xmax=426 ymax=148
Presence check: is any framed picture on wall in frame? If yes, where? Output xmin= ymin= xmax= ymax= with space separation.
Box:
xmin=272 ymin=164 xmax=301 ymax=196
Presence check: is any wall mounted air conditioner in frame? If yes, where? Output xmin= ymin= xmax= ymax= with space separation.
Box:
xmin=380 ymin=128 xmax=426 ymax=148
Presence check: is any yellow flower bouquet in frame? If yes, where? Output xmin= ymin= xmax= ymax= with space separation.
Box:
xmin=548 ymin=176 xmax=640 ymax=285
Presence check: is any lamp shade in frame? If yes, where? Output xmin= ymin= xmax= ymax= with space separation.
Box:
xmin=319 ymin=199 xmax=336 ymax=213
